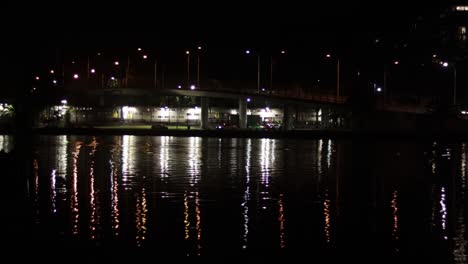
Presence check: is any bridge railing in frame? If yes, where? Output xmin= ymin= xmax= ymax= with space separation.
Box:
xmin=193 ymin=86 xmax=348 ymax=104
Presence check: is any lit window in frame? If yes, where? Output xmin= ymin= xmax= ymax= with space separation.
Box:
xmin=459 ymin=26 xmax=467 ymax=41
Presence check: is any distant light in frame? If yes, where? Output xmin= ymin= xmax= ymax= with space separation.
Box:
xmin=394 ymin=61 xmax=399 ymax=65
xmin=261 ymin=88 xmax=265 ymax=91
xmin=72 ymin=61 xmax=75 ymax=64
xmin=461 ymin=111 xmax=467 ymax=115
xmin=246 ymin=98 xmax=251 ymax=102
xmin=455 ymin=6 xmax=468 ymax=11
xmin=110 ymin=76 xmax=115 ymax=80
xmin=432 ymin=54 xmax=437 ymax=58
xmin=326 ymin=54 xmax=331 ymax=58
xmin=114 ymin=61 xmax=119 ymax=66
xmin=245 ymin=50 xmax=251 ymax=54
xmin=50 ymin=70 xmax=54 ymax=74
xmin=61 ymin=99 xmax=68 ymax=105
xmin=177 ymin=85 xmax=182 ymax=89
xmin=137 ymin=48 xmax=142 ymax=51
xmin=90 ymin=68 xmax=96 ymax=73
xmin=376 ymin=87 xmax=382 ymax=92
xmin=190 ymin=85 xmax=196 ymax=90
xmin=35 ymin=76 xmax=40 ymax=80
xmin=32 ymin=87 xmax=36 ymax=91
xmin=73 ymin=74 xmax=79 ymax=79
xmin=442 ymin=62 xmax=449 ymax=67
xmin=375 ymin=39 xmax=380 ymax=43
xmin=186 ymin=50 xmax=190 ymax=55
xmin=52 ymin=80 xmax=57 ymax=84
xmin=197 ymin=46 xmax=202 ymax=50
xmin=317 ymin=79 xmax=320 ymax=82
xmin=164 ymin=106 xmax=169 ymax=109
xmin=195 ymin=106 xmax=199 ymax=110
xmin=281 ymin=50 xmax=286 ymax=54
xmin=97 ymin=52 xmax=101 ymax=56
xmin=143 ymin=55 xmax=148 ymax=59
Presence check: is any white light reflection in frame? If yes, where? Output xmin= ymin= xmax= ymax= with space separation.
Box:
xmin=71 ymin=141 xmax=82 ymax=236
xmin=89 ymin=137 xmax=99 ymax=240
xmin=184 ymin=191 xmax=190 ymax=241
xmin=260 ymin=139 xmax=273 ymax=187
xmin=122 ymin=135 xmax=136 ymax=189
xmin=160 ymin=136 xmax=169 ymax=179
xmin=317 ymin=139 xmax=323 ymax=184
xmin=109 ymin=138 xmax=120 ymax=236
xmin=323 ymin=191 xmax=331 ymax=244
xmin=440 ymin=187 xmax=448 ymax=240
xmin=242 ymin=139 xmax=252 ymax=249
xmin=453 ymin=143 xmax=467 ymax=263
xmin=326 ymin=139 xmax=332 ymax=169
xmin=54 ymin=135 xmax=68 ymax=188
xmin=278 ymin=194 xmax=286 ymax=248
xmin=391 ymin=190 xmax=399 ymax=241
xmin=189 ymin=137 xmax=201 ymax=187
xmin=51 ymin=169 xmax=56 ymax=213
xmin=260 ymin=139 xmax=275 ymax=210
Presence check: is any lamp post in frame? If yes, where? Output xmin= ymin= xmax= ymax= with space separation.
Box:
xmin=270 ymin=50 xmax=287 ymax=95
xmin=442 ymin=61 xmax=457 ymax=105
xmin=186 ymin=50 xmax=190 ymax=89
xmin=326 ymin=54 xmax=340 ymax=101
xmin=245 ymin=50 xmax=260 ymax=93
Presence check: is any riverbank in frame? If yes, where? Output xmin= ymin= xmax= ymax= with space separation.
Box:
xmin=31 ymin=127 xmax=352 ymax=139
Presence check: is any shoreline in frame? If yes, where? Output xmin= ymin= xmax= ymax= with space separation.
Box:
xmin=2 ymin=127 xmax=468 ymax=141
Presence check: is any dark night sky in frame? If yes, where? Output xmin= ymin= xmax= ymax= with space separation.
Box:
xmin=1 ymin=1 xmax=460 ymax=99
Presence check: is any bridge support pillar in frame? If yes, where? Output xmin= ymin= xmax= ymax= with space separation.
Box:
xmin=321 ymin=107 xmax=330 ymax=128
xmin=238 ymin=98 xmax=247 ymax=129
xmin=201 ymin=97 xmax=210 ymax=129
xmin=283 ymin=104 xmax=295 ymax=131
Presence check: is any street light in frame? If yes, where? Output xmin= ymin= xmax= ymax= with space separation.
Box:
xmin=73 ymin=74 xmax=79 ymax=79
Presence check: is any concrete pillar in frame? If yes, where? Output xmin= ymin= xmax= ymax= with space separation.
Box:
xmin=283 ymin=104 xmax=295 ymax=131
xmin=238 ymin=98 xmax=247 ymax=129
xmin=321 ymin=107 xmax=330 ymax=128
xmin=201 ymin=97 xmax=209 ymax=129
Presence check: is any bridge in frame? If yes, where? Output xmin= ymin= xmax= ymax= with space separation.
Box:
xmin=74 ymin=86 xmax=350 ymax=130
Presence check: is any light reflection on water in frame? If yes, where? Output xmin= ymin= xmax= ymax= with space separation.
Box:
xmin=27 ymin=135 xmax=467 ymax=259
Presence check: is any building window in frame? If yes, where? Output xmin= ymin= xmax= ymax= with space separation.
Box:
xmin=459 ymin=26 xmax=467 ymax=41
